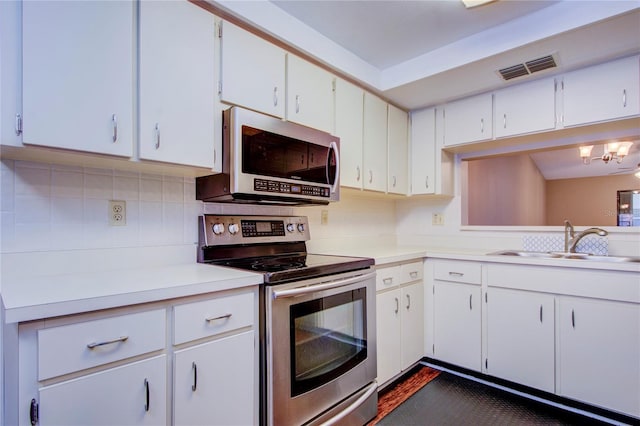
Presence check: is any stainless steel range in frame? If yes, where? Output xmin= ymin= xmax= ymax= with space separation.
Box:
xmin=198 ymin=215 xmax=377 ymax=426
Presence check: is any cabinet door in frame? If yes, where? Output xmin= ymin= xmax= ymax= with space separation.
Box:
xmin=363 ymin=93 xmax=388 ymax=192
xmin=38 ymin=355 xmax=166 ymax=426
xmin=486 ymin=288 xmax=555 ymax=393
xmin=387 ymin=105 xmax=408 ymax=195
xmin=410 ymin=108 xmax=436 ymax=195
xmin=174 ymin=331 xmax=255 ymax=426
xmin=494 ymin=77 xmax=556 ymax=138
xmin=401 ymin=282 xmax=424 ymax=370
xmin=335 ymin=78 xmax=364 ymax=189
xmin=443 ymin=93 xmax=492 ymax=146
xmin=563 ymin=55 xmax=640 ymax=127
xmin=220 ymin=21 xmax=286 ymax=118
xmin=1 ymin=0 xmax=22 ymax=147
xmin=286 ymin=55 xmax=335 ymax=133
xmin=558 ymin=297 xmax=640 ymax=417
xmin=376 ymin=289 xmax=402 ymax=385
xmin=433 ymin=281 xmax=481 ymax=371
xmin=139 ymin=1 xmax=215 ymax=169
xmin=22 ymin=1 xmax=134 ymax=157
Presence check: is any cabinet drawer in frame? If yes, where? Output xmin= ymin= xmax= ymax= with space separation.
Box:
xmin=400 ymin=261 xmax=423 ymax=283
xmin=433 ymin=260 xmax=482 ymax=284
xmin=174 ymin=291 xmax=254 ymax=345
xmin=38 ymin=309 xmax=166 ymax=380
xmin=376 ymin=265 xmax=401 ymax=291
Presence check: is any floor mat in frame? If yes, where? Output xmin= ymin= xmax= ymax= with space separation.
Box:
xmin=368 ymin=366 xmax=441 ymax=425
xmin=376 ymin=371 xmax=608 ymax=426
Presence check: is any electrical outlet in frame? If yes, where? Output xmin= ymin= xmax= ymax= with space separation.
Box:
xmin=432 ymin=213 xmax=444 ymax=226
xmin=109 ymin=200 xmax=126 ymax=226
xmin=321 ymin=210 xmax=329 ymax=225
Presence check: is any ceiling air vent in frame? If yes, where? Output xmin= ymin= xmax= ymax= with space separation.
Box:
xmin=498 ymin=54 xmax=557 ymax=81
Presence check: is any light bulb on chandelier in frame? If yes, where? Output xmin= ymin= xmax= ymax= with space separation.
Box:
xmin=579 ymin=141 xmax=634 ymax=165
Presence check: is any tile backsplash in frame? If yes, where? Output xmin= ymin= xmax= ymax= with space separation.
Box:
xmin=522 ymin=234 xmax=609 ymax=255
xmin=1 ymin=160 xmax=203 ymax=252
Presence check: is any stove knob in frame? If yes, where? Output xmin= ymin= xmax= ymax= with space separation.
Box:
xmin=286 ymin=223 xmax=295 ymax=233
xmin=212 ymin=223 xmax=225 ymax=235
xmin=297 ymin=223 xmax=305 ymax=233
xmin=228 ymin=223 xmax=239 ymax=235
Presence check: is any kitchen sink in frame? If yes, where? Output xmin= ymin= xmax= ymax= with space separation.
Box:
xmin=488 ymin=250 xmax=640 ymax=263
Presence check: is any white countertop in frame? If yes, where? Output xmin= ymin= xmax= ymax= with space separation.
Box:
xmin=1 ymin=263 xmax=263 ymax=324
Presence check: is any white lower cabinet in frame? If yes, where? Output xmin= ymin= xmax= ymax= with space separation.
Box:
xmin=486 ymin=287 xmax=555 ymax=393
xmin=558 ymin=296 xmax=640 ymax=417
xmin=376 ymin=261 xmax=424 ymax=386
xmin=430 ymin=260 xmax=482 ymax=372
xmin=39 ymin=355 xmax=167 ymax=426
xmin=174 ymin=331 xmax=255 ymax=426
xmin=14 ymin=287 xmax=258 ymax=426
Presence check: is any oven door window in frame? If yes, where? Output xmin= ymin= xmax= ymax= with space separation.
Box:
xmin=289 ymin=288 xmax=367 ymax=397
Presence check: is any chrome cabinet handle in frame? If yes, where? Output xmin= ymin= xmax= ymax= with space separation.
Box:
xmin=449 ymin=271 xmax=464 ymax=277
xmin=30 ymin=399 xmax=38 ymax=426
xmin=369 ymin=170 xmax=373 ymax=184
xmin=295 ymin=95 xmax=300 ymax=113
xmin=406 ymin=294 xmax=411 ymax=310
xmin=87 ymin=335 xmax=128 ymax=349
xmin=383 ymin=277 xmax=393 ymax=285
xmin=480 ymin=118 xmax=484 ymax=133
xmin=540 ymin=305 xmax=543 ymax=323
xmin=393 ymin=176 xmax=397 ymax=187
xmin=144 ymin=378 xmax=150 ymax=412
xmin=394 ymin=297 xmax=399 ymax=314
xmin=356 ymin=166 xmax=360 ymax=182
xmin=503 ymin=113 xmax=507 ymax=129
xmin=112 ymin=114 xmax=118 ymax=142
xmin=410 ymin=271 xmax=418 ymax=279
xmin=155 ymin=123 xmax=160 ymax=149
xmin=571 ymin=309 xmax=575 ymax=328
xmin=191 ymin=362 xmax=197 ymax=392
xmin=623 ymin=89 xmax=627 ymax=107
xmin=205 ymin=313 xmax=232 ymax=323
xmin=273 ymin=86 xmax=278 ymax=106
xmin=15 ymin=114 xmax=22 ymax=136
xmin=469 ymin=294 xmax=472 ymax=310
xmin=425 ymin=176 xmax=429 ymax=189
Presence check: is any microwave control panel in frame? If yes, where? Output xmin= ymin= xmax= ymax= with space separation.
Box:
xmin=254 ymin=179 xmax=330 ymax=198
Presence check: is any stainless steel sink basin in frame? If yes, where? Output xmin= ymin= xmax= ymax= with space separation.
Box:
xmin=489 ymin=250 xmax=640 ymax=263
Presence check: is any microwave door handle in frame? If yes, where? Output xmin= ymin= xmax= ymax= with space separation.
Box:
xmin=327 ymin=141 xmax=340 ymax=193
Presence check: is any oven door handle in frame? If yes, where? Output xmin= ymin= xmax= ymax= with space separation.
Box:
xmin=318 ymin=380 xmax=378 ymax=426
xmin=271 ymin=271 xmax=375 ymax=299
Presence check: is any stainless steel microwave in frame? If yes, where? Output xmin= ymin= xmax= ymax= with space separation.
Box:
xmin=196 ymin=106 xmax=340 ymax=205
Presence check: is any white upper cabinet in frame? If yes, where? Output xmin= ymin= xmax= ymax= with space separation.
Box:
xmin=410 ymin=108 xmax=436 ymax=195
xmin=562 ymin=55 xmax=640 ymax=127
xmin=363 ymin=93 xmax=388 ymax=192
xmin=443 ymin=93 xmax=492 ymax=146
xmin=387 ymin=104 xmax=408 ymax=195
xmin=139 ymin=0 xmax=215 ymax=169
xmin=0 ymin=0 xmax=22 ymax=147
xmin=220 ymin=20 xmax=286 ymax=118
xmin=286 ymin=54 xmax=335 ymax=133
xmin=494 ymin=77 xmax=557 ymax=138
xmin=22 ymin=1 xmax=134 ymax=157
xmin=335 ymin=78 xmax=364 ymax=189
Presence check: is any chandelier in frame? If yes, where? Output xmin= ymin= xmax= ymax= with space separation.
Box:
xmin=579 ymin=141 xmax=634 ymax=165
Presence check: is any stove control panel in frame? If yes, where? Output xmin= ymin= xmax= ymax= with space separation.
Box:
xmin=200 ymin=215 xmax=310 ymax=246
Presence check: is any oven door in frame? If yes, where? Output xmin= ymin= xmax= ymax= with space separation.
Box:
xmin=265 ymin=270 xmax=377 ymax=426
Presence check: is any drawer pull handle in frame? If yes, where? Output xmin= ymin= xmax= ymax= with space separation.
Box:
xmin=406 ymin=294 xmax=411 ymax=310
xmin=469 ymin=294 xmax=473 ymax=310
xmin=383 ymin=277 xmax=393 ymax=285
xmin=410 ymin=271 xmax=418 ymax=279
xmin=144 ymin=379 xmax=150 ymax=412
xmin=192 ymin=362 xmax=198 ymax=392
xmin=540 ymin=305 xmax=543 ymax=323
xmin=449 ymin=271 xmax=464 ymax=277
xmin=394 ymin=297 xmax=399 ymax=314
xmin=571 ymin=309 xmax=575 ymax=328
xmin=206 ymin=313 xmax=232 ymax=323
xmin=87 ymin=335 xmax=128 ymax=349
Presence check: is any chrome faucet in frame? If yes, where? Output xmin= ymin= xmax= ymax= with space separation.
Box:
xmin=563 ymin=220 xmax=608 ymax=253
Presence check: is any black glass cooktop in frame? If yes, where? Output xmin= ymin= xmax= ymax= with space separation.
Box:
xmin=210 ymin=253 xmax=374 ymax=284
